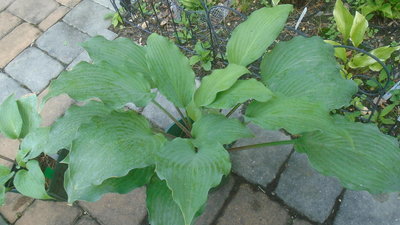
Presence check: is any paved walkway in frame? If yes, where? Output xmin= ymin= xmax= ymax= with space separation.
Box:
xmin=0 ymin=0 xmax=399 ymax=224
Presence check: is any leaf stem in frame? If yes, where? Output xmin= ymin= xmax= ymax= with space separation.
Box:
xmin=175 ymin=106 xmax=191 ymax=130
xmin=152 ymin=127 xmax=177 ymax=139
xmin=226 ymin=103 xmax=241 ymax=118
xmin=0 ymin=154 xmax=14 ymax=163
xmin=152 ymin=100 xmax=193 ymax=138
xmin=228 ymin=139 xmax=297 ymax=151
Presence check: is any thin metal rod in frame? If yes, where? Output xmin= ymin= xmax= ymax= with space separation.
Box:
xmin=225 ymin=103 xmax=241 ymax=118
xmin=228 ymin=139 xmax=297 ymax=151
xmin=152 ymin=100 xmax=192 ymax=138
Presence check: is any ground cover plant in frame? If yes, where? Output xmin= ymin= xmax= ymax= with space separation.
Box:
xmin=0 ymin=4 xmax=400 ymax=225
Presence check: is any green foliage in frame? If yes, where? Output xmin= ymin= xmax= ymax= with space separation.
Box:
xmin=1 ymin=5 xmax=400 ymax=225
xmin=360 ymin=0 xmax=400 ymax=19
xmin=189 ymin=41 xmax=213 ymax=71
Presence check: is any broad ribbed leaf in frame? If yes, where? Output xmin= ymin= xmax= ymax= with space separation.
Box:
xmin=295 ymin=116 xmax=400 ymax=193
xmin=82 ymin=36 xmax=149 ymax=77
xmin=194 ymin=64 xmax=249 ymax=106
xmin=16 ymin=95 xmax=41 ymax=138
xmin=333 ymin=0 xmax=354 ymax=41
xmin=0 ymin=165 xmax=14 ymax=205
xmin=348 ymin=46 xmax=400 ymax=69
xmin=324 ymin=40 xmax=347 ymax=62
xmin=350 ymin=12 xmax=368 ymax=47
xmin=21 ymin=127 xmax=50 ymax=161
xmin=156 ymin=139 xmax=231 ymax=225
xmin=226 ymin=5 xmax=292 ymax=66
xmin=146 ymin=33 xmax=196 ymax=108
xmin=192 ymin=114 xmax=253 ymax=145
xmin=260 ymin=36 xmax=357 ymax=110
xmin=45 ymin=61 xmax=155 ymax=108
xmin=208 ymin=79 xmax=273 ymax=109
xmin=0 ymin=95 xmax=22 ymax=139
xmin=147 ymin=177 xmax=185 ymax=225
xmin=65 ymin=111 xmax=165 ymax=202
xmin=65 ymin=166 xmax=154 ymax=202
xmin=245 ymin=96 xmax=332 ymax=134
xmin=14 ymin=160 xmax=53 ymax=199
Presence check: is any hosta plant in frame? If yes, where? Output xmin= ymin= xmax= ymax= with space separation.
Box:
xmin=1 ymin=4 xmax=400 ymax=225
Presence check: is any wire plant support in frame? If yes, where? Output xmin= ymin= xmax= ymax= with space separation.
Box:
xmin=109 ymin=0 xmax=399 ymax=138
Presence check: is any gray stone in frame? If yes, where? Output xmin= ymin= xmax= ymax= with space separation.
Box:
xmin=293 ymin=219 xmax=313 ymax=225
xmin=195 ymin=176 xmax=235 ymax=225
xmin=36 ymin=22 xmax=89 ymax=64
xmin=96 ymin=28 xmax=118 ymax=40
xmin=7 ymin=0 xmax=58 ymax=25
xmin=66 ymin=51 xmax=92 ymax=71
xmin=0 ymin=0 xmax=13 ymax=11
xmin=91 ymin=0 xmax=121 ymax=10
xmin=0 ymin=216 xmax=8 ymax=225
xmin=276 ymin=152 xmax=343 ymax=223
xmin=334 ymin=191 xmax=400 ymax=225
xmin=142 ymin=92 xmax=181 ymax=129
xmin=75 ymin=216 xmax=99 ymax=225
xmin=0 ymin=192 xmax=34 ymax=223
xmin=15 ymin=200 xmax=81 ymax=225
xmin=63 ymin=0 xmax=112 ymax=37
xmin=230 ymin=123 xmax=292 ymax=187
xmin=216 ymin=184 xmax=289 ymax=225
xmin=79 ymin=187 xmax=147 ymax=225
xmin=0 ymin=73 xmax=30 ymax=103
xmin=5 ymin=47 xmax=64 ymax=93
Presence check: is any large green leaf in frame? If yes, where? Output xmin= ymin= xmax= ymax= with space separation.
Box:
xmin=260 ymin=36 xmax=357 ymax=110
xmin=146 ymin=33 xmax=196 ymax=108
xmin=65 ymin=111 xmax=165 ymax=202
xmin=207 ymin=79 xmax=274 ymax=109
xmin=324 ymin=40 xmax=347 ymax=62
xmin=16 ymin=95 xmax=41 ymax=138
xmin=350 ymin=12 xmax=368 ymax=47
xmin=20 ymin=127 xmax=50 ymax=161
xmin=191 ymin=114 xmax=253 ymax=145
xmin=333 ymin=0 xmax=354 ymax=41
xmin=245 ymin=96 xmax=332 ymax=134
xmin=45 ymin=61 xmax=155 ymax=108
xmin=65 ymin=166 xmax=154 ymax=202
xmin=0 ymin=165 xmax=14 ymax=206
xmin=156 ymin=138 xmax=231 ymax=225
xmin=226 ymin=5 xmax=292 ymax=66
xmin=295 ymin=116 xmax=400 ymax=193
xmin=82 ymin=36 xmax=150 ymax=77
xmin=348 ymin=45 xmax=400 ymax=69
xmin=194 ymin=64 xmax=249 ymax=107
xmin=14 ymin=160 xmax=53 ymax=199
xmin=0 ymin=95 xmax=22 ymax=139
xmin=146 ymin=177 xmax=185 ymax=225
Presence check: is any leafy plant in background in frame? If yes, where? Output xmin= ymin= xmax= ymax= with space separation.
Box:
xmin=360 ymin=0 xmax=400 ymax=19
xmin=1 ymin=5 xmax=400 ymax=225
xmin=189 ymin=41 xmax=213 ymax=71
xmin=325 ymin=0 xmax=399 ymax=128
xmin=105 ymin=10 xmax=124 ymax=29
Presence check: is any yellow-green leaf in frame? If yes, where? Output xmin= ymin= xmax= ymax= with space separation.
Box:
xmin=333 ymin=0 xmax=354 ymax=41
xmin=350 ymin=12 xmax=368 ymax=47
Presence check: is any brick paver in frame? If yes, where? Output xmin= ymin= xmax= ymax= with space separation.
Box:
xmin=0 ymin=11 xmax=21 ymax=39
xmin=0 ymin=135 xmax=19 ymax=168
xmin=14 ymin=201 xmax=81 ymax=225
xmin=75 ymin=216 xmax=100 ymax=225
xmin=5 ymin=47 xmax=64 ymax=93
xmin=0 ymin=73 xmax=30 ymax=103
xmin=7 ymin=0 xmax=58 ymax=25
xmin=0 ymin=193 xmax=33 ymax=224
xmin=39 ymin=89 xmax=74 ymax=127
xmin=0 ymin=0 xmax=13 ymax=11
xmin=39 ymin=6 xmax=71 ymax=31
xmin=56 ymin=0 xmax=82 ymax=8
xmin=0 ymin=23 xmax=41 ymax=68
xmin=216 ymin=184 xmax=290 ymax=224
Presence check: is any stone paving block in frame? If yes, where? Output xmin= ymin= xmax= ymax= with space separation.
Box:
xmin=0 ymin=135 xmax=19 ymax=168
xmin=7 ymin=0 xmax=58 ymax=25
xmin=39 ymin=89 xmax=74 ymax=127
xmin=0 ymin=0 xmax=13 ymax=11
xmin=75 ymin=215 xmax=99 ymax=225
xmin=56 ymin=0 xmax=81 ymax=8
xmin=5 ymin=47 xmax=64 ymax=93
xmin=0 ymin=11 xmax=21 ymax=39
xmin=142 ymin=92 xmax=181 ymax=129
xmin=0 ymin=23 xmax=41 ymax=68
xmin=276 ymin=152 xmax=343 ymax=223
xmin=230 ymin=123 xmax=292 ymax=187
xmin=63 ymin=0 xmax=112 ymax=37
xmin=216 ymin=183 xmax=289 ymax=225
xmin=293 ymin=219 xmax=313 ymax=225
xmin=96 ymin=28 xmax=118 ymax=40
xmin=36 ymin=22 xmax=89 ymax=64
xmin=66 ymin=51 xmax=92 ymax=71
xmin=39 ymin=6 xmax=71 ymax=31
xmin=0 ymin=216 xmax=8 ymax=225
xmin=195 ymin=176 xmax=235 ymax=225
xmin=334 ymin=191 xmax=400 ymax=225
xmin=0 ymin=73 xmax=30 ymax=104
xmin=15 ymin=200 xmax=81 ymax=225
xmin=0 ymin=193 xmax=33 ymax=223
xmin=91 ymin=0 xmax=121 ymax=10
xmin=79 ymin=187 xmax=147 ymax=225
